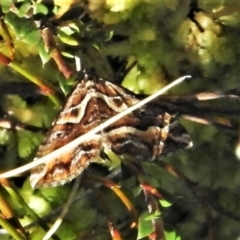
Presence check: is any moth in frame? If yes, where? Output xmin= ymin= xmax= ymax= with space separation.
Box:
xmin=30 ymin=72 xmax=192 ymax=188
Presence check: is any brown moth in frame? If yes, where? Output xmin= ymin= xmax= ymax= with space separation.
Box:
xmin=30 ymin=73 xmax=192 ymax=188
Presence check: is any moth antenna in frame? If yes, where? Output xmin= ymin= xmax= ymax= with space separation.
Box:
xmin=75 ymin=56 xmax=82 ymax=72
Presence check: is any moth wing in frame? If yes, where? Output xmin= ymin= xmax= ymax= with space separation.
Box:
xmin=30 ymin=78 xmax=103 ymax=188
xmin=30 ymin=76 xmax=140 ymax=188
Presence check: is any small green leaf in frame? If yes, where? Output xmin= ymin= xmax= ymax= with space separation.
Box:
xmin=59 ymin=26 xmax=76 ymax=35
xmin=0 ymin=129 xmax=10 ymax=145
xmin=38 ymin=40 xmax=51 ymax=65
xmin=137 ymin=212 xmax=153 ymax=239
xmin=17 ymin=130 xmax=42 ymax=158
xmin=5 ymin=12 xmax=41 ymax=44
xmin=159 ymin=199 xmax=172 ymax=208
xmin=33 ymin=3 xmax=49 ymax=15
xmin=17 ymin=2 xmax=32 ymax=18
xmin=165 ymin=230 xmax=181 ymax=240
xmin=58 ymin=77 xmax=76 ymax=96
xmin=1 ymin=0 xmax=12 ymax=13
xmin=137 ymin=211 xmax=161 ymax=239
xmin=58 ymin=30 xmax=79 ymax=46
xmin=28 ymin=195 xmax=51 ymax=216
xmin=61 ymin=51 xmax=75 ymax=58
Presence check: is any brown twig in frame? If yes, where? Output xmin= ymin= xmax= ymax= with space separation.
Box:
xmin=41 ymin=28 xmax=74 ymax=79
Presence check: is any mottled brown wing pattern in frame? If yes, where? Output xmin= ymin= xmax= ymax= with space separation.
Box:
xmin=30 ymin=73 xmax=192 ymax=188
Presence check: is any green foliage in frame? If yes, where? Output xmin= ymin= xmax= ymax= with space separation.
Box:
xmin=17 ymin=130 xmax=43 ymax=158
xmin=0 ymin=129 xmax=10 ymax=145
xmin=137 ymin=211 xmax=156 ymax=239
